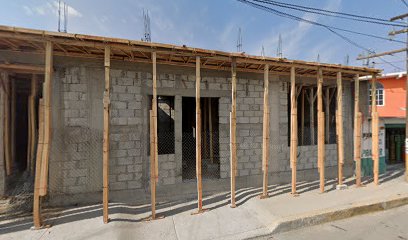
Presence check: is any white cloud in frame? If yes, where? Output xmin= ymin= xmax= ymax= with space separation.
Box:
xmin=22 ymin=1 xmax=82 ymax=18
xmin=248 ymin=0 xmax=342 ymax=60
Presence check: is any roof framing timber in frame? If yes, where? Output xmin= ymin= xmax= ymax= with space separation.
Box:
xmin=0 ymin=25 xmax=381 ymax=79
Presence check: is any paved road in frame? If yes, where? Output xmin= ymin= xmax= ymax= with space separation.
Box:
xmin=268 ymin=205 xmax=408 ymax=240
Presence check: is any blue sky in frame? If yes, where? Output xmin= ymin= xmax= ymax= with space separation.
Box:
xmin=0 ymin=0 xmax=406 ymax=73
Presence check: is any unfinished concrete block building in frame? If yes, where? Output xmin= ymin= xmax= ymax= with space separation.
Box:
xmin=0 ymin=25 xmax=381 ymax=226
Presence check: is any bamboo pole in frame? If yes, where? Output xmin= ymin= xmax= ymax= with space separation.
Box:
xmin=371 ymin=75 xmax=379 ymax=185
xmin=39 ymin=41 xmax=53 ymax=196
xmin=354 ymin=75 xmax=363 ymax=187
xmin=310 ymin=88 xmax=315 ymax=145
xmin=317 ymin=69 xmax=325 ymax=193
xmin=4 ymin=73 xmax=11 ymax=176
xmin=290 ymin=67 xmax=298 ymax=195
xmin=230 ymin=58 xmax=237 ymax=208
xmin=33 ymin=99 xmax=44 ymax=229
xmin=195 ymin=56 xmax=203 ymax=212
xmin=336 ymin=72 xmax=344 ymax=186
xmin=261 ymin=64 xmax=270 ymax=198
xmin=102 ymin=45 xmax=111 ymax=223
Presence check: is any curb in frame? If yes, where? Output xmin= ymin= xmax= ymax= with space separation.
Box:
xmin=270 ymin=194 xmax=408 ymax=235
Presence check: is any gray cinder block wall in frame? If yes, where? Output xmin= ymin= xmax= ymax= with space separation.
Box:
xmin=0 ymin=52 xmax=354 ymax=204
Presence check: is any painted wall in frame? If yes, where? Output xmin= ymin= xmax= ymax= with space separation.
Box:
xmin=377 ymin=75 xmax=406 ymax=118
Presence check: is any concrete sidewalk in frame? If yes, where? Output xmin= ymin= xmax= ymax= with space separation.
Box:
xmin=1 ymin=169 xmax=407 ymax=240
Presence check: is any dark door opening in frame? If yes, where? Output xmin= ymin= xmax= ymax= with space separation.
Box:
xmin=385 ymin=127 xmax=405 ymax=165
xmin=182 ymin=97 xmax=220 ymax=180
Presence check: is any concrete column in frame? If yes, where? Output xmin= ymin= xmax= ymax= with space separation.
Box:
xmin=174 ymin=95 xmax=183 ymax=183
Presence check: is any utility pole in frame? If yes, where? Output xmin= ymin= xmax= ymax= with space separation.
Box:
xmin=356 ymin=12 xmax=408 ymax=182
xmin=390 ymin=13 xmax=408 ymax=182
xmin=277 ymin=34 xmax=283 ymax=58
xmin=143 ymin=9 xmax=151 ymax=42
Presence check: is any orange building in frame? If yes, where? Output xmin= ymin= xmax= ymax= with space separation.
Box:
xmin=373 ymin=72 xmax=406 ymax=165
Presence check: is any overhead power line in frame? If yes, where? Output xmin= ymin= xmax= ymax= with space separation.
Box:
xmin=252 ymin=0 xmax=407 ymax=27
xmin=236 ymin=0 xmax=405 ymax=70
xmin=237 ymin=0 xmax=405 ymax=44
xmin=400 ymin=0 xmax=408 ymax=8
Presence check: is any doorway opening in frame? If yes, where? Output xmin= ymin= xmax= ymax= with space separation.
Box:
xmin=182 ymin=97 xmax=220 ymax=180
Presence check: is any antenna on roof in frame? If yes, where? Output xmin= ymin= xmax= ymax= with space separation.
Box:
xmin=143 ymin=9 xmax=151 ymax=42
xmin=317 ymin=54 xmax=320 ymax=63
xmin=58 ymin=1 xmax=68 ymax=33
xmin=237 ymin=27 xmax=243 ymax=52
xmin=64 ymin=2 xmax=68 ymax=33
xmin=261 ymin=45 xmax=265 ymax=58
xmin=344 ymin=54 xmax=349 ymax=65
xmin=277 ymin=34 xmax=283 ymax=58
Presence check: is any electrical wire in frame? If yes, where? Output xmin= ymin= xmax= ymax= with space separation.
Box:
xmin=400 ymin=0 xmax=408 ymax=8
xmin=237 ymin=0 xmax=405 ymax=70
xmin=252 ymin=0 xmax=407 ymax=27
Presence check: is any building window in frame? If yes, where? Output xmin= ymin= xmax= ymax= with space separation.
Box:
xmin=369 ymin=82 xmax=384 ymax=106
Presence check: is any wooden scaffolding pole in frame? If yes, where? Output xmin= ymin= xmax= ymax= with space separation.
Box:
xmin=354 ymin=75 xmax=362 ymax=186
xmin=336 ymin=72 xmax=344 ymax=186
xmin=11 ymin=80 xmax=15 ymax=174
xmin=371 ymin=75 xmax=379 ymax=185
xmin=28 ymin=75 xmax=37 ymax=175
xmin=290 ymin=67 xmax=298 ymax=195
xmin=317 ymin=69 xmax=325 ymax=193
xmin=150 ymin=52 xmax=159 ymax=218
xmin=102 ymin=46 xmax=111 ymax=223
xmin=33 ymin=99 xmax=44 ymax=229
xmin=3 ymin=73 xmax=11 ymax=176
xmin=195 ymin=56 xmax=204 ymax=212
xmin=230 ymin=58 xmax=237 ymax=208
xmin=209 ymin=99 xmax=214 ymax=164
xmin=325 ymin=88 xmax=330 ymax=143
xmin=261 ymin=64 xmax=270 ymax=198
xmin=310 ymin=88 xmax=315 ymax=145
xmin=39 ymin=41 xmax=53 ymax=197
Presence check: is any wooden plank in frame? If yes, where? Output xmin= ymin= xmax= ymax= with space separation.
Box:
xmin=301 ymin=89 xmax=305 ymax=146
xmin=39 ymin=41 xmax=53 ymax=196
xmin=102 ymin=45 xmax=111 ymax=223
xmin=353 ymin=75 xmax=363 ymax=186
xmin=261 ymin=64 xmax=269 ymax=198
xmin=230 ymin=58 xmax=237 ymax=208
xmin=0 ymin=73 xmax=4 ymax=182
xmin=196 ymin=56 xmax=203 ymax=211
xmin=0 ymin=63 xmax=44 ymax=73
xmin=336 ymin=72 xmax=344 ymax=186
xmin=290 ymin=67 xmax=298 ymax=195
xmin=371 ymin=75 xmax=379 ymax=185
xmin=317 ymin=69 xmax=325 ymax=193
xmin=33 ymin=99 xmax=44 ymax=228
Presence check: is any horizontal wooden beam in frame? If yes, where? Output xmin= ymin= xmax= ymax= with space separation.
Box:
xmin=0 ymin=63 xmax=44 ymax=73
